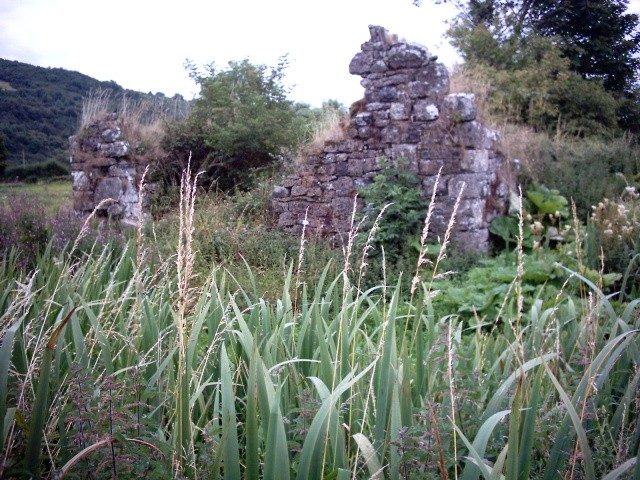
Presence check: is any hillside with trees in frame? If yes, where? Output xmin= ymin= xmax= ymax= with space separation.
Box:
xmin=0 ymin=58 xmax=188 ymax=171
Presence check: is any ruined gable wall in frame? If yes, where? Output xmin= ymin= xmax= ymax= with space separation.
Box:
xmin=272 ymin=25 xmax=514 ymax=251
xmin=69 ymin=114 xmax=151 ymax=226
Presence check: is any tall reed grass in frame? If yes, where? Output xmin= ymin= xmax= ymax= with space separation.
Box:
xmin=0 ymin=169 xmax=638 ymax=479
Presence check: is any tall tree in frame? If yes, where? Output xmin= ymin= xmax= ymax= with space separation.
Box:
xmin=530 ymin=0 xmax=640 ymax=93
xmin=428 ymin=0 xmax=640 ymax=92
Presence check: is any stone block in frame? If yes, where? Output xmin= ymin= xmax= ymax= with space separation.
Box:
xmin=366 ymin=86 xmax=398 ymax=103
xmin=453 ymin=121 xmax=496 ymax=149
xmin=386 ymin=44 xmax=428 ymax=69
xmin=391 ymin=144 xmax=417 ymax=162
xmin=71 ymin=171 xmax=91 ymax=191
xmin=347 ymin=159 xmax=365 ymax=176
xmin=332 ymin=196 xmax=358 ymax=217
xmin=448 ymin=173 xmax=491 ymax=199
xmin=414 ymin=62 xmax=450 ymax=98
xmin=389 ymin=102 xmax=409 ymax=120
xmin=73 ymin=190 xmax=94 ymax=211
xmin=99 ymin=140 xmax=129 ymax=158
xmin=407 ymin=81 xmax=429 ymax=99
xmin=381 ymin=125 xmax=402 ymax=143
xmin=366 ymin=102 xmax=386 ymax=111
xmin=422 ymin=176 xmax=448 ymax=196
xmin=272 ymin=186 xmax=289 ymax=198
xmin=370 ymin=73 xmax=410 ymax=87
xmin=443 ymin=93 xmax=476 ymax=122
xmin=86 ymin=156 xmax=117 ymax=168
xmin=413 ymin=100 xmax=439 ymax=121
xmin=371 ymin=60 xmax=388 ymax=73
xmin=332 ymin=176 xmax=354 ymax=193
xmin=453 ymin=229 xmax=490 ymax=252
xmin=354 ymin=112 xmax=373 ymax=127
xmin=278 ymin=211 xmax=296 ymax=227
xmin=349 ymin=51 xmax=374 ymax=75
xmin=94 ymin=177 xmax=123 ymax=204
xmin=461 ymin=149 xmax=490 ymax=172
xmin=357 ymin=126 xmax=377 ymax=139
xmin=101 ymin=126 xmax=121 ymax=142
xmin=402 ymin=124 xmax=425 ymax=143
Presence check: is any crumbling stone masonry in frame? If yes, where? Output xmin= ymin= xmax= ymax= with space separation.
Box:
xmin=272 ymin=25 xmax=514 ymax=251
xmin=70 ymin=114 xmax=151 ymax=226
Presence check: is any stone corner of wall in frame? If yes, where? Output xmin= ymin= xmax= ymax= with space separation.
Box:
xmin=69 ymin=116 xmax=151 ymax=224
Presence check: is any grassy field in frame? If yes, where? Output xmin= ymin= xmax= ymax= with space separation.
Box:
xmin=0 ymin=179 xmax=71 ymax=213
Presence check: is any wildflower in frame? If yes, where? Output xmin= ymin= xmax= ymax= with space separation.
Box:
xmin=531 ymin=221 xmax=544 ymax=235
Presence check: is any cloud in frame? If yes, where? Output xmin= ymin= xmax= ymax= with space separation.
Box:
xmin=0 ymin=0 xmax=459 ymax=105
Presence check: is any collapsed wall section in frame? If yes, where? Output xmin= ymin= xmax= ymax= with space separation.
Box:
xmin=272 ymin=25 xmax=513 ymax=251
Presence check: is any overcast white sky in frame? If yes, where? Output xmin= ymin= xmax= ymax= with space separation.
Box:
xmin=1 ymin=0 xmax=640 ymax=107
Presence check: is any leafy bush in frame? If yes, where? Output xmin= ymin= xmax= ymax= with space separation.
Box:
xmin=452 ymin=35 xmax=619 ymax=135
xmin=160 ymin=59 xmax=304 ymax=191
xmin=355 ymin=157 xmax=427 ymax=289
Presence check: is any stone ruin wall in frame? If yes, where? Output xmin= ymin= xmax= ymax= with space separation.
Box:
xmin=70 ymin=114 xmax=151 ymax=226
xmin=272 ymin=25 xmax=514 ymax=251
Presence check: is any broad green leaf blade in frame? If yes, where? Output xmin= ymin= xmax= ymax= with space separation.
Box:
xmin=543 ymin=363 xmax=595 ymax=480
xmin=221 ymin=344 xmax=241 ymax=480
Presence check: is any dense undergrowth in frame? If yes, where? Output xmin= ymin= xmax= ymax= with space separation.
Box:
xmin=0 ymin=168 xmax=639 ymax=479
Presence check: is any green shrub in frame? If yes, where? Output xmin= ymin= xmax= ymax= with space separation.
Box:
xmin=160 ymin=59 xmax=304 ymax=191
xmin=455 ymin=36 xmax=620 ymax=135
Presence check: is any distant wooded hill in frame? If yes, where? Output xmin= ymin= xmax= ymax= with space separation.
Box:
xmin=0 ymin=58 xmax=188 ymax=166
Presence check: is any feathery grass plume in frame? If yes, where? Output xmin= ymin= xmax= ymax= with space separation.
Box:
xmin=357 ymin=202 xmax=391 ymax=290
xmin=324 ymin=195 xmax=363 ymax=477
xmin=294 ymin=207 xmax=310 ymax=296
xmin=513 ymin=186 xmax=526 ymax=367
xmin=341 ymin=194 xmax=365 ymax=291
xmin=174 ymin=153 xmax=201 ymax=478
xmin=406 ymin=182 xmax=465 ymax=352
xmin=135 ymin=164 xmax=150 ymax=268
xmin=69 ymin=198 xmax=116 ymax=255
xmin=431 ymin=182 xmax=466 ymax=285
xmin=80 ymin=88 xmax=112 ymax=128
xmin=411 ymin=166 xmax=442 ymax=296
